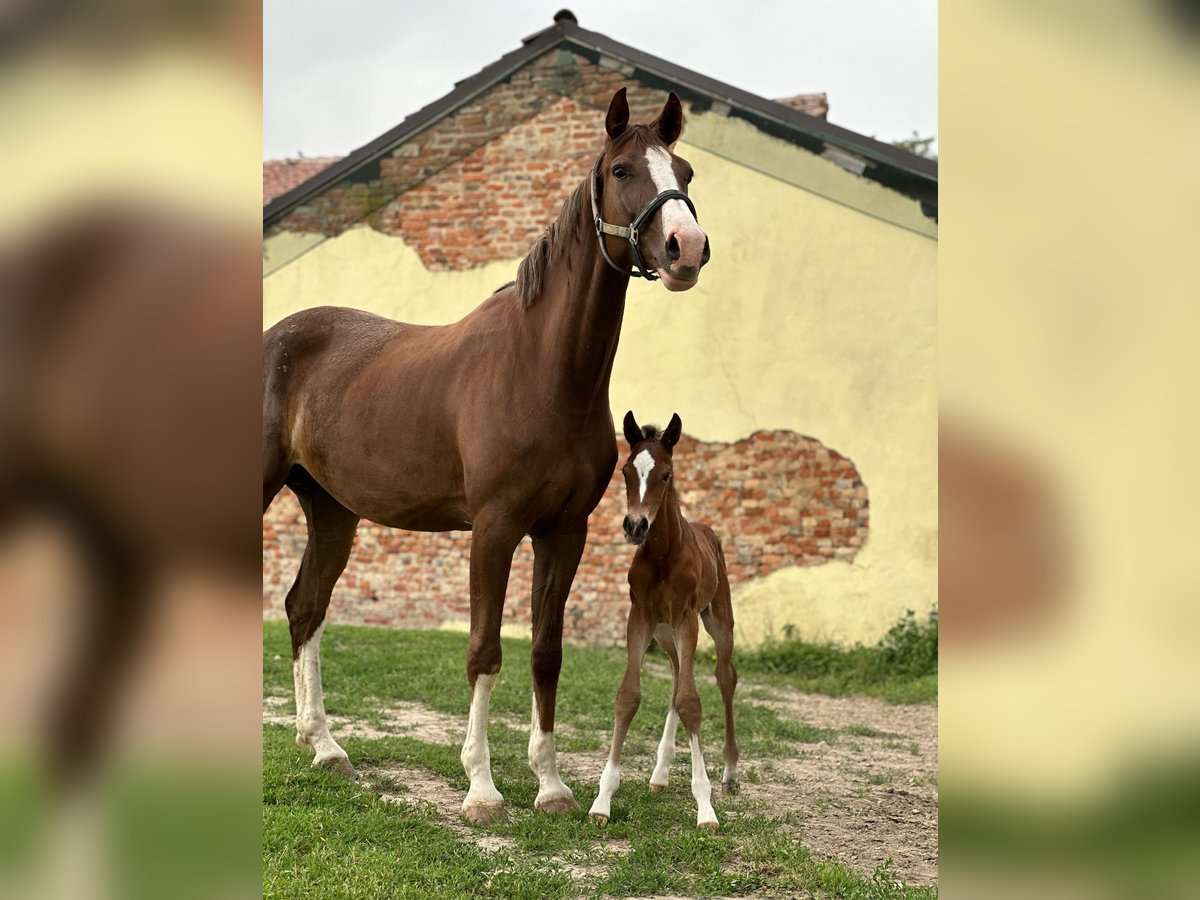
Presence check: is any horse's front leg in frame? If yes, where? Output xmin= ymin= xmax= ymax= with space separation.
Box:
xmin=461 ymin=516 xmax=524 ymax=825
xmin=589 ymin=608 xmax=652 ymax=825
xmin=527 ymin=525 xmax=588 ymax=813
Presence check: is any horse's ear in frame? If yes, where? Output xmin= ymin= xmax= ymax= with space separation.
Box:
xmin=606 ymin=88 xmax=629 ymax=140
xmin=623 ymin=410 xmax=642 ymax=447
xmin=661 ymin=413 xmax=683 ymax=451
xmin=653 ymin=92 xmax=683 ymax=146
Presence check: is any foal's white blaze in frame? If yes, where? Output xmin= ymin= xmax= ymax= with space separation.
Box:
xmin=633 ymin=449 xmax=655 ymax=502
xmin=461 ymin=673 xmax=503 ymax=812
xmin=689 ymin=733 xmax=718 ymax=828
xmin=644 ymin=146 xmax=699 ymax=238
xmin=649 ymin=706 xmax=679 ymax=788
xmin=293 ymin=622 xmax=351 ymax=768
xmin=527 ymin=693 xmax=575 ymax=808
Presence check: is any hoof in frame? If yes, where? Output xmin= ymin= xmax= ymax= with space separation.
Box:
xmin=462 ymin=802 xmax=506 ymax=825
xmin=535 ymin=794 xmax=581 ymax=814
xmin=648 ymin=783 xmax=665 ymax=793
xmin=589 ymin=813 xmax=609 ymax=826
xmin=698 ymin=820 xmax=720 ymax=832
xmin=721 ymin=780 xmax=739 ymax=795
xmin=315 ymin=755 xmax=357 ymax=778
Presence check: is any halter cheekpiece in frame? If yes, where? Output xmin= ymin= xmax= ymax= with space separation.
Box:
xmin=590 ymin=154 xmax=698 ymax=281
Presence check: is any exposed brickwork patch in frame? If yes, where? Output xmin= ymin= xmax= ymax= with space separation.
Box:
xmin=263 ymin=431 xmax=869 ymax=646
xmin=266 ymin=49 xmax=676 ymax=269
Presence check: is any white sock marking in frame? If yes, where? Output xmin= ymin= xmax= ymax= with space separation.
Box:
xmin=690 ymin=733 xmax=718 ymax=827
xmin=528 ymin=693 xmax=574 ymax=807
xmin=461 ymin=673 xmax=503 ymax=811
xmin=589 ymin=758 xmax=622 ymax=820
xmin=649 ymin=707 xmax=679 ymax=787
xmin=293 ymin=623 xmax=349 ymax=765
xmin=633 ymin=449 xmax=655 ymax=502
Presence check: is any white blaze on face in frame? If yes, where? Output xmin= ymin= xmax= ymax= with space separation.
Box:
xmin=633 ymin=449 xmax=655 ymax=502
xmin=644 ymin=146 xmax=703 ymax=246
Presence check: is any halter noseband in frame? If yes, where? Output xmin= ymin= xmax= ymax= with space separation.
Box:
xmin=590 ymin=154 xmax=698 ymax=281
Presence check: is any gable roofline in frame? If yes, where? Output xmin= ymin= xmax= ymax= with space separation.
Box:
xmin=264 ymin=13 xmax=937 ymax=228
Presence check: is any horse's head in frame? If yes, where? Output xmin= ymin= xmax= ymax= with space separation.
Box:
xmin=593 ymin=89 xmax=710 ymax=291
xmin=620 ymin=410 xmax=683 ymax=544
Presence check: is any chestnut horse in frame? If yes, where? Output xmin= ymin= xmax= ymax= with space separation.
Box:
xmin=262 ymin=89 xmax=710 ymax=823
xmin=588 ymin=411 xmax=738 ymax=830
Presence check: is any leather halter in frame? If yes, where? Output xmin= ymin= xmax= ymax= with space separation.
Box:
xmin=590 ymin=154 xmax=698 ymax=281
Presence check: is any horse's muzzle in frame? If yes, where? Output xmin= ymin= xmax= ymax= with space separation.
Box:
xmin=623 ymin=514 xmax=649 ymax=544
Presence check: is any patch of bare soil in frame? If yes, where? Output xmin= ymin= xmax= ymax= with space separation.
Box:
xmin=741 ymin=686 xmax=938 ymax=888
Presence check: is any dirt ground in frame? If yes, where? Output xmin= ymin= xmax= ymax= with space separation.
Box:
xmin=264 ymin=682 xmax=938 ymax=888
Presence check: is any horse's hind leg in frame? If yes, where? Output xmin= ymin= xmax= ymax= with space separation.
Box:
xmin=701 ymin=580 xmax=739 ymax=794
xmin=285 ymin=476 xmax=359 ymax=776
xmin=672 ymin=615 xmax=718 ymax=830
xmin=648 ymin=624 xmax=681 ymax=792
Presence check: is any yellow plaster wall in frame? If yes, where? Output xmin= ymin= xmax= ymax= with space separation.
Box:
xmin=264 ymin=120 xmax=937 ymax=648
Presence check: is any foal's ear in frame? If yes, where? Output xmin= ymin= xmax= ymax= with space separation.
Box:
xmin=623 ymin=410 xmax=643 ymax=447
xmin=661 ymin=413 xmax=683 ymax=451
xmin=653 ymin=92 xmax=684 ymax=146
xmin=606 ymin=88 xmax=629 ymax=140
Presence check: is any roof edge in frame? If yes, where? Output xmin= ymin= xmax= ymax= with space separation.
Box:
xmin=265 ymin=17 xmax=936 ymax=227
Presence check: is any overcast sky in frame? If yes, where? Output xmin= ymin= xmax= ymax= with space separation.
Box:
xmin=264 ymin=0 xmax=936 ymax=160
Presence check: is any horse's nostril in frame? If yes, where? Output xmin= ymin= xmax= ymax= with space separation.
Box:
xmin=701 ymin=236 xmax=711 ymax=265
xmin=623 ymin=515 xmax=634 ymax=533
xmin=665 ymin=234 xmax=681 ymax=261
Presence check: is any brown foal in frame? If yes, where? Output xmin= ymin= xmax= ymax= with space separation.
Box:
xmin=589 ymin=411 xmax=738 ymax=829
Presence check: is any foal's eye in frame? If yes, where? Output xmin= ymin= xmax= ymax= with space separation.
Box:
xmin=663 ymin=472 xmax=672 ymax=482
xmin=612 ymin=165 xmax=628 ymax=180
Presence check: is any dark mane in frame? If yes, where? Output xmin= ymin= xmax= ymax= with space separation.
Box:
xmin=640 ymin=424 xmax=659 ymax=441
xmin=514 ymin=126 xmax=665 ymax=309
xmin=514 ymin=181 xmax=588 ymax=309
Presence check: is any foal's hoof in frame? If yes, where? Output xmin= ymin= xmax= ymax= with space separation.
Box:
xmin=462 ymin=802 xmax=507 ymax=825
xmin=698 ymin=821 xmax=720 ymax=832
xmin=721 ymin=780 xmax=739 ymax=795
xmin=648 ymin=783 xmax=665 ymax=793
xmin=315 ymin=755 xmax=357 ymax=779
xmin=535 ymin=795 xmax=581 ymax=814
xmin=589 ymin=813 xmax=609 ymax=826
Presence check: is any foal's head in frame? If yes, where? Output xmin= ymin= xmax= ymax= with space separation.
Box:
xmin=595 ymin=89 xmax=710 ymax=291
xmin=620 ymin=410 xmax=683 ymax=544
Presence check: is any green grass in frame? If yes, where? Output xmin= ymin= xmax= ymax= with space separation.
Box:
xmin=736 ymin=609 xmax=938 ymax=704
xmin=264 ymin=622 xmax=936 ymax=898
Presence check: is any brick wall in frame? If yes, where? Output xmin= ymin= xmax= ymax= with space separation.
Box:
xmin=266 ymin=48 xmax=677 ymax=267
xmin=263 ymin=430 xmax=869 ymax=646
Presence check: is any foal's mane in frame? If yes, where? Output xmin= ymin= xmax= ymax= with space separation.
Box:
xmin=514 ymin=126 xmax=662 ymax=309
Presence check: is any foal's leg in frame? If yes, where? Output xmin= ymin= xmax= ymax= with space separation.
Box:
xmin=702 ymin=590 xmax=739 ymax=794
xmin=286 ymin=481 xmax=360 ymax=777
xmin=527 ymin=526 xmax=587 ymax=813
xmin=649 ymin=625 xmax=681 ymax=792
xmin=673 ymin=615 xmax=718 ymax=829
xmin=588 ymin=610 xmax=652 ymax=825
xmin=461 ymin=516 xmax=524 ymax=824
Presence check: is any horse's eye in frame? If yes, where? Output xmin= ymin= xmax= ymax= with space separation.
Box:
xmin=663 ymin=472 xmax=672 ymax=482
xmin=613 ymin=165 xmax=628 ymax=180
